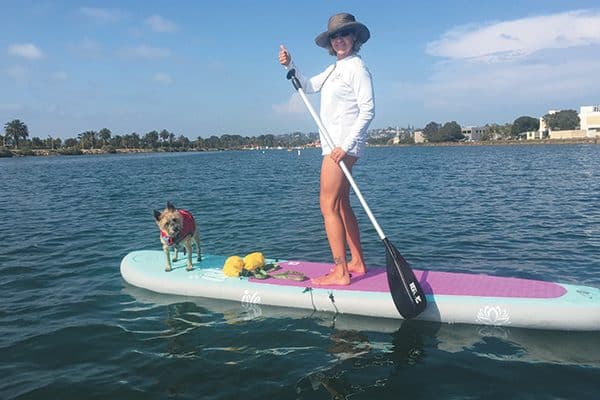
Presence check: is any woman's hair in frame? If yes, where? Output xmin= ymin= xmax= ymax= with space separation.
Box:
xmin=326 ymin=32 xmax=362 ymax=56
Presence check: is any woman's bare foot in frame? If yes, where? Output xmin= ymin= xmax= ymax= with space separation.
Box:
xmin=329 ymin=260 xmax=367 ymax=276
xmin=348 ymin=260 xmax=367 ymax=276
xmin=311 ymin=270 xmax=351 ymax=286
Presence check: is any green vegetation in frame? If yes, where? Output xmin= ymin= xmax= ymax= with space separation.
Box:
xmin=0 ymin=112 xmax=591 ymax=158
xmin=543 ymin=110 xmax=580 ymax=131
xmin=1 ymin=120 xmax=319 ymax=156
xmin=511 ymin=116 xmax=540 ymax=138
xmin=422 ymin=121 xmax=465 ymax=142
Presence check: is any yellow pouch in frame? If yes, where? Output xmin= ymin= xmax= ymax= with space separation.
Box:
xmin=223 ymin=255 xmax=244 ymax=277
xmin=243 ymin=252 xmax=265 ymax=272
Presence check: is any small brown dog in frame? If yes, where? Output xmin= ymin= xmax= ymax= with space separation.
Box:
xmin=153 ymin=202 xmax=201 ymax=272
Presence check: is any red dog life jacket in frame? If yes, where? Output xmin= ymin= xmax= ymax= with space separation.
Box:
xmin=160 ymin=209 xmax=196 ymax=247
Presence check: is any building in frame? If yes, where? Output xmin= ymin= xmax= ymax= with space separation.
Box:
xmin=461 ymin=126 xmax=488 ymax=141
xmin=538 ymin=107 xmax=596 ymax=139
xmin=579 ymin=105 xmax=600 ymax=137
xmin=526 ymin=131 xmax=543 ymax=140
xmin=414 ymin=130 xmax=425 ymax=143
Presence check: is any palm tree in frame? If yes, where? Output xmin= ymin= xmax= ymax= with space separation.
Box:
xmin=78 ymin=130 xmax=98 ymax=149
xmin=4 ymin=119 xmax=29 ymax=149
xmin=159 ymin=129 xmax=170 ymax=146
xmin=98 ymin=128 xmax=112 ymax=146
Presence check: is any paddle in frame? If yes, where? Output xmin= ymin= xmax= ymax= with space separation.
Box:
xmin=286 ymin=68 xmax=427 ymax=319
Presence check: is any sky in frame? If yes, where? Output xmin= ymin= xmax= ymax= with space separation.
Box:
xmin=2 ymin=0 xmax=600 ymax=140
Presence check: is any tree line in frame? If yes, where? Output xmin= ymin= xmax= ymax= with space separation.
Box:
xmin=1 ymin=120 xmax=317 ymax=155
xmin=419 ymin=110 xmax=580 ymax=143
xmin=1 ymin=110 xmax=582 ymax=156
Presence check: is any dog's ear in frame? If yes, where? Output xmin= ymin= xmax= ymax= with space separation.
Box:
xmin=153 ymin=210 xmax=162 ymax=221
xmin=166 ymin=201 xmax=176 ymax=211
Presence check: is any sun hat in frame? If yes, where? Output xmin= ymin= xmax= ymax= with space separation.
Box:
xmin=315 ymin=12 xmax=370 ymax=48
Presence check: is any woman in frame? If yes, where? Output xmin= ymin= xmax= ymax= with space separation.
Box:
xmin=279 ymin=13 xmax=375 ymax=285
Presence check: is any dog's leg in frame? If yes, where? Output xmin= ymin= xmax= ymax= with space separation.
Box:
xmin=185 ymin=239 xmax=194 ymax=271
xmin=194 ymin=231 xmax=202 ymax=261
xmin=173 ymin=246 xmax=179 ymax=262
xmin=163 ymin=244 xmax=172 ymax=272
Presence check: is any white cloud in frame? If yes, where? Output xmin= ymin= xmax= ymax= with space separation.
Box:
xmin=8 ymin=43 xmax=43 ymax=60
xmin=80 ymin=7 xmax=125 ymax=23
xmin=152 ymin=72 xmax=173 ymax=84
xmin=272 ymin=93 xmax=312 ymax=115
xmin=411 ymin=9 xmax=600 ymax=124
xmin=145 ymin=15 xmax=178 ymax=33
xmin=427 ymin=9 xmax=600 ymax=62
xmin=127 ymin=45 xmax=171 ymax=59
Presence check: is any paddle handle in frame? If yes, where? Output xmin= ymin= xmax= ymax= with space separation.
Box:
xmin=287 ymin=69 xmax=386 ymax=241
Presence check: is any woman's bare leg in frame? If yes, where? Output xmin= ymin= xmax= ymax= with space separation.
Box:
xmin=340 ymin=174 xmax=367 ymax=275
xmin=312 ymin=156 xmax=362 ymax=285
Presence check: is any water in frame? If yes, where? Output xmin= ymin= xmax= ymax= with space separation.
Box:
xmin=1 ymin=145 xmax=599 ymax=399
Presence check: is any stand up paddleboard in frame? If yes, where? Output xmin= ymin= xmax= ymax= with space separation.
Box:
xmin=120 ymin=250 xmax=600 ymax=331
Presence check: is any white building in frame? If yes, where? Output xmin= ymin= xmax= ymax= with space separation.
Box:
xmin=414 ymin=130 xmax=425 ymax=143
xmin=461 ymin=126 xmax=488 ymax=141
xmin=579 ymin=105 xmax=600 ymax=137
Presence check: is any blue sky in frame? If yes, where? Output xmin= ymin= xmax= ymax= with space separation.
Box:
xmin=2 ymin=0 xmax=600 ymax=140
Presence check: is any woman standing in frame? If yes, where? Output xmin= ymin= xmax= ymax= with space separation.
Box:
xmin=279 ymin=13 xmax=375 ymax=285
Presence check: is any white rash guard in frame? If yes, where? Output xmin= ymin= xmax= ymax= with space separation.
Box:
xmin=289 ymin=54 xmax=375 ymax=157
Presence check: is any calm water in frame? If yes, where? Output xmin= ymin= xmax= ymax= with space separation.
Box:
xmin=1 ymin=145 xmax=599 ymax=399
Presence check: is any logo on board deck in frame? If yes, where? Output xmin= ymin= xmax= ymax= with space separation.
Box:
xmin=187 ymin=269 xmax=226 ymax=282
xmin=476 ymin=306 xmax=511 ymax=326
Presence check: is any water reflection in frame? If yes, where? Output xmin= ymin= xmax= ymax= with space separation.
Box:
xmin=121 ymin=284 xmax=600 ymax=399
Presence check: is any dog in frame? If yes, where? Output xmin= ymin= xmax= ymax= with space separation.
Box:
xmin=153 ymin=202 xmax=201 ymax=272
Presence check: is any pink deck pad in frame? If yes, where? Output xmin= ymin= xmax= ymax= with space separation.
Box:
xmin=250 ymin=260 xmax=567 ymax=299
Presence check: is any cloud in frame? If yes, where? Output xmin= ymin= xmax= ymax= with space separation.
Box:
xmin=145 ymin=15 xmax=178 ymax=33
xmin=272 ymin=93 xmax=311 ymax=115
xmin=427 ymin=9 xmax=600 ymax=62
xmin=8 ymin=43 xmax=43 ymax=60
xmin=80 ymin=7 xmax=125 ymax=23
xmin=126 ymin=45 xmax=171 ymax=59
xmin=152 ymin=73 xmax=173 ymax=84
xmin=409 ymin=9 xmax=600 ymax=124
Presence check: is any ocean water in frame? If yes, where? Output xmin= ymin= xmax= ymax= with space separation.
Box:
xmin=1 ymin=145 xmax=599 ymax=399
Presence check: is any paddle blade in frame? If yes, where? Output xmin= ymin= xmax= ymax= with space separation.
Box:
xmin=384 ymin=238 xmax=427 ymax=319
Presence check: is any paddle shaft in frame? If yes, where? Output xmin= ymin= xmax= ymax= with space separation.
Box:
xmin=288 ymin=72 xmax=386 ymax=241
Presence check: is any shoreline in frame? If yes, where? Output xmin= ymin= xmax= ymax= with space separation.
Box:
xmin=1 ymin=137 xmax=598 ymax=158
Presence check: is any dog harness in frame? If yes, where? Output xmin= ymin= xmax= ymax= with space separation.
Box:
xmin=160 ymin=209 xmax=196 ymax=247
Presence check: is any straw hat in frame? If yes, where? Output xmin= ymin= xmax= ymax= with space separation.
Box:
xmin=315 ymin=13 xmax=370 ymax=48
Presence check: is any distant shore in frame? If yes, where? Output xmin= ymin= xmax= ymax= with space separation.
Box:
xmin=1 ymin=137 xmax=597 ymax=158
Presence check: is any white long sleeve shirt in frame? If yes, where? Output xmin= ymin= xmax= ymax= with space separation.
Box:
xmin=291 ymin=54 xmax=375 ymax=157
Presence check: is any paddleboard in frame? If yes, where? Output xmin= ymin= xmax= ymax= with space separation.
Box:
xmin=120 ymin=250 xmax=600 ymax=331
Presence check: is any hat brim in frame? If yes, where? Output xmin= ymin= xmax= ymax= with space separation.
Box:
xmin=315 ymin=22 xmax=370 ymax=48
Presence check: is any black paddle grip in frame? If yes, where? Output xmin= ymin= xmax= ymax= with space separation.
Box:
xmin=286 ymin=69 xmax=302 ymax=91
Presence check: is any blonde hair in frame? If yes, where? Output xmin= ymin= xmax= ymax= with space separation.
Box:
xmin=326 ymin=32 xmax=362 ymax=56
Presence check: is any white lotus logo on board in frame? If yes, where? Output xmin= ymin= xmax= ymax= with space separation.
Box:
xmin=476 ymin=306 xmax=511 ymax=326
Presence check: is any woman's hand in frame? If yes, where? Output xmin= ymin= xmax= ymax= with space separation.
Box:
xmin=279 ymin=44 xmax=291 ymax=66
xmin=330 ymin=147 xmax=347 ymax=164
